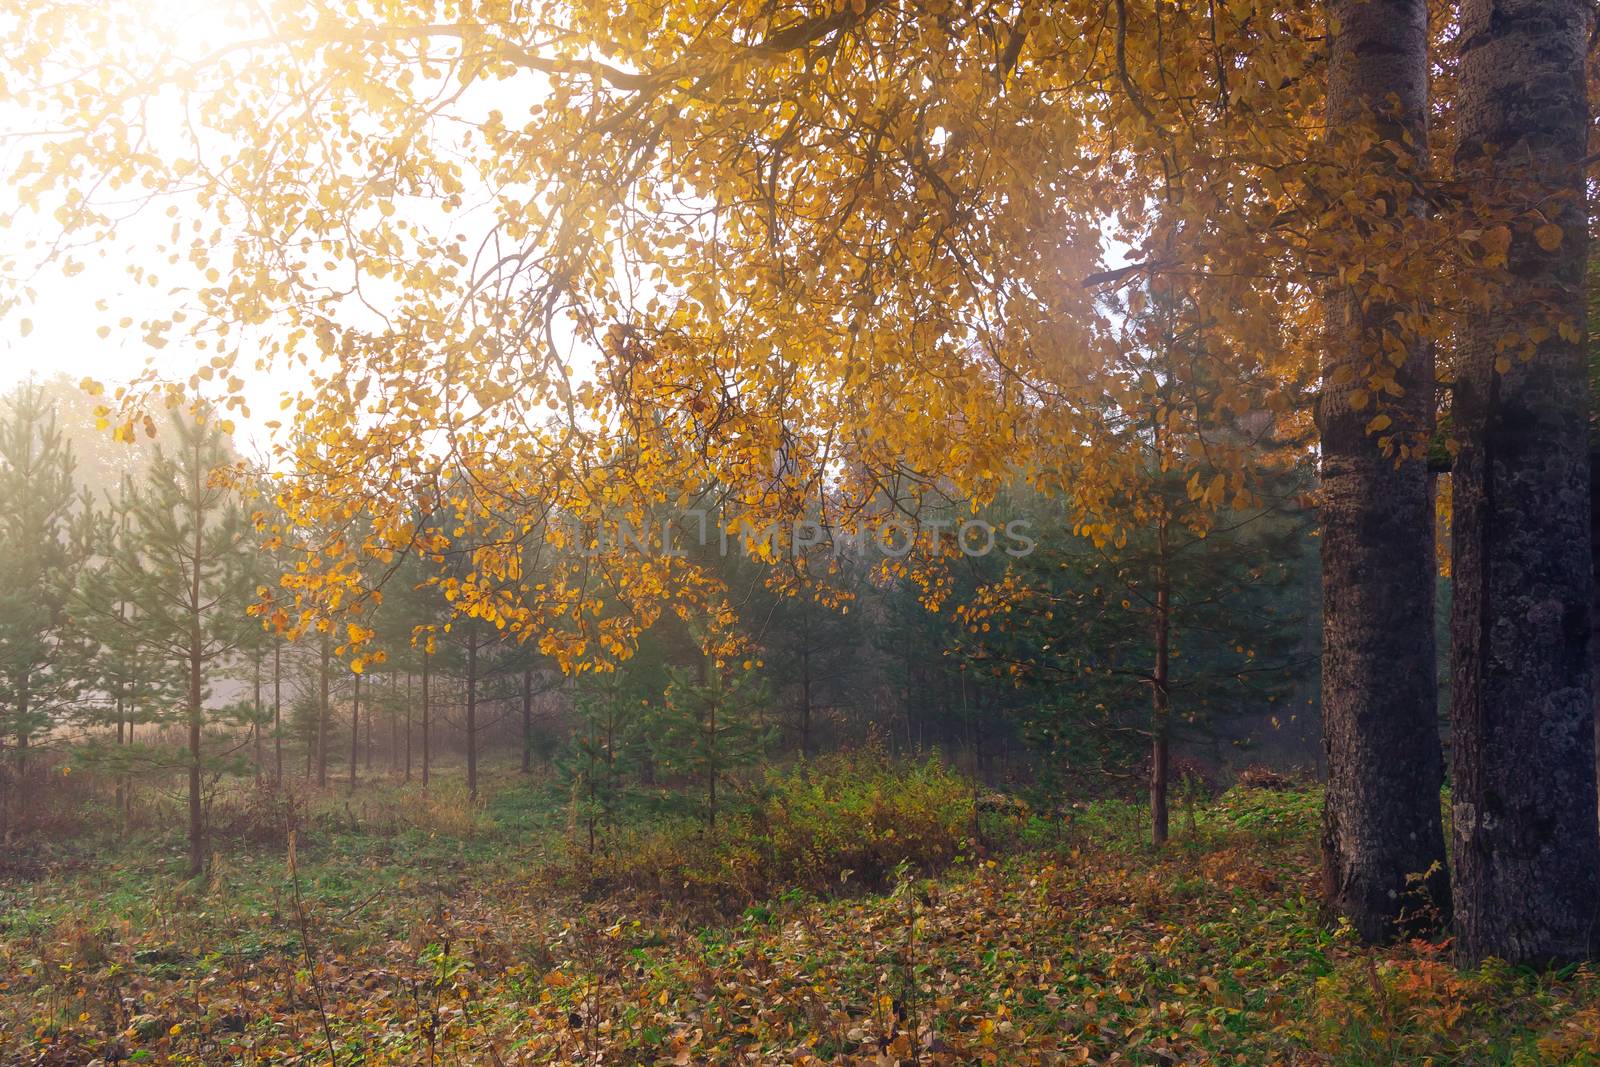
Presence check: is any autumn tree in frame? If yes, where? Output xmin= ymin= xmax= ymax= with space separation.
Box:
xmin=12 ymin=0 xmax=1600 ymax=962
xmin=1315 ymin=0 xmax=1452 ymax=942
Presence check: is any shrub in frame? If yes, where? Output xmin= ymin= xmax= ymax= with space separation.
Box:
xmin=210 ymin=778 xmax=301 ymax=845
xmin=579 ymin=750 xmax=977 ymax=907
xmin=1235 ymin=764 xmax=1297 ymax=791
xmin=739 ymin=752 xmax=974 ymax=894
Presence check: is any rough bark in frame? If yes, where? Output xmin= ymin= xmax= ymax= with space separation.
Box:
xmin=1318 ymin=0 xmax=1451 ymax=942
xmin=1593 ymin=460 xmax=1600 ymax=821
xmin=1450 ymin=0 xmax=1600 ymax=966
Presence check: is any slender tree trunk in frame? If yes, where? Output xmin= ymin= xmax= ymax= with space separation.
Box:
xmin=273 ymin=641 xmax=283 ymax=787
xmin=405 ymin=671 xmax=413 ymax=783
xmin=316 ymin=632 xmax=330 ymax=789
xmin=421 ymin=651 xmax=431 ymax=788
xmin=707 ymin=694 xmax=717 ymax=834
xmin=1449 ymin=0 xmax=1600 ymax=966
xmin=388 ymin=673 xmax=397 ymax=773
xmin=186 ymin=475 xmax=206 ymax=880
xmin=521 ymin=667 xmax=533 ymax=775
xmin=1150 ymin=523 xmax=1171 ymax=848
xmin=252 ymin=652 xmax=263 ymax=780
xmin=349 ymin=670 xmax=361 ymax=792
xmin=115 ymin=691 xmax=126 ymax=815
xmin=799 ymin=645 xmax=812 ymax=760
xmin=703 ymin=655 xmax=717 ymax=833
xmin=466 ymin=629 xmax=479 ymax=802
xmin=187 ymin=633 xmax=203 ymax=880
xmin=14 ymin=684 xmax=28 ymax=777
xmin=1318 ymin=0 xmax=1451 ymax=943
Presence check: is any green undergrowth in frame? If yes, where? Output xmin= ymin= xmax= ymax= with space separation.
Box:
xmin=1 ymin=764 xmax=1596 ymax=1065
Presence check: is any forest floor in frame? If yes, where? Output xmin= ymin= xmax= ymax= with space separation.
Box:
xmin=1 ymin=769 xmax=1598 ymax=1065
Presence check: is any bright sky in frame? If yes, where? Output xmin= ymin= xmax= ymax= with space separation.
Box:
xmin=0 ymin=0 xmax=587 ymax=460
xmin=1 ymin=254 xmax=300 ymax=458
xmin=0 ymin=0 xmax=292 ymax=451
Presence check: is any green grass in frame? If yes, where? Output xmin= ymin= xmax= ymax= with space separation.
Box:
xmin=1 ymin=767 xmax=1596 ymax=1065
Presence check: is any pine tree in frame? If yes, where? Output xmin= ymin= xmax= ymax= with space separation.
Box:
xmin=658 ymin=652 xmax=771 ymax=832
xmin=85 ymin=409 xmax=252 ymax=878
xmin=0 ymin=382 xmax=96 ymax=830
xmin=76 ymin=474 xmax=185 ymax=818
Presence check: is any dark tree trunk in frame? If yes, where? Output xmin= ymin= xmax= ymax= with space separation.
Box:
xmin=1593 ymin=460 xmax=1600 ymax=820
xmin=1449 ymin=0 xmax=1600 ymax=967
xmin=1150 ymin=532 xmax=1171 ymax=848
xmin=1317 ymin=0 xmax=1451 ymax=943
xmin=799 ymin=645 xmax=812 ymax=760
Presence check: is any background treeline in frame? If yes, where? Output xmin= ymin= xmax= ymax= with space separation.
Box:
xmin=0 ymin=373 xmax=1321 ymax=875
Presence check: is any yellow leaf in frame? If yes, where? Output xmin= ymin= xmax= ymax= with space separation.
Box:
xmin=1534 ymin=223 xmax=1564 ymax=252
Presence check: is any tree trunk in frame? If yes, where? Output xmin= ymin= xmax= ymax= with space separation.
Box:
xmin=405 ymin=671 xmax=413 ymax=783
xmin=187 ymin=632 xmax=203 ymax=880
xmin=316 ymin=632 xmax=330 ymax=788
xmin=114 ymin=691 xmax=126 ymax=816
xmin=273 ymin=640 xmax=283 ymax=787
xmin=421 ymin=652 xmax=431 ymax=788
xmin=704 ymin=656 xmax=716 ymax=833
xmin=521 ymin=667 xmax=533 ymax=775
xmin=1150 ymin=529 xmax=1171 ymax=848
xmin=349 ymin=670 xmax=361 ymax=792
xmin=388 ymin=673 xmax=397 ymax=773
xmin=1593 ymin=459 xmax=1600 ymax=822
xmin=1317 ymin=0 xmax=1451 ymax=943
xmin=186 ymin=469 xmax=206 ymax=881
xmin=1449 ymin=0 xmax=1600 ymax=967
xmin=465 ymin=629 xmax=478 ymax=802
xmin=252 ymin=652 xmax=263 ymax=780
xmin=799 ymin=645 xmax=812 ymax=760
